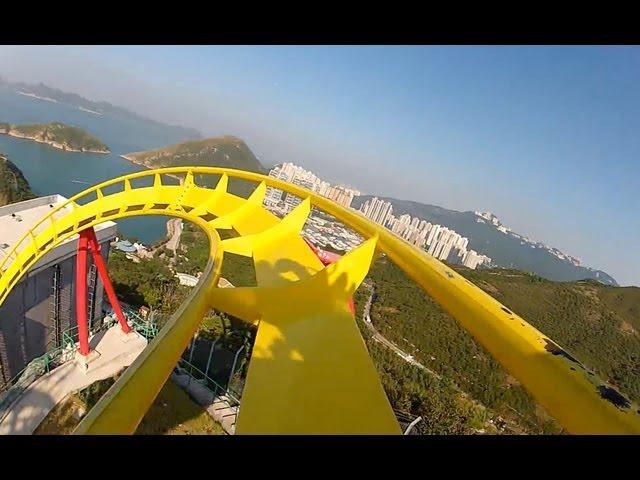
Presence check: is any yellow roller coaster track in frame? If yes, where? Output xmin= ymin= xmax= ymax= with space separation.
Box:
xmin=0 ymin=167 xmax=638 ymax=434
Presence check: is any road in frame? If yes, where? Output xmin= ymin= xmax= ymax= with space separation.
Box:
xmin=140 ymin=218 xmax=183 ymax=260
xmin=165 ymin=218 xmax=183 ymax=252
xmin=361 ymin=283 xmax=441 ymax=379
xmin=361 ymin=282 xmax=518 ymax=434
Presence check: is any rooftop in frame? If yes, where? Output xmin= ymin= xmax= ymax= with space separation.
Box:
xmin=0 ymin=194 xmax=117 ymax=271
xmin=114 ymin=240 xmax=136 ymax=253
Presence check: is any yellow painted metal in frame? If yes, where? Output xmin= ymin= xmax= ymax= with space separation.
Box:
xmin=0 ymin=166 xmax=638 ymax=435
xmin=76 ymin=218 xmax=223 ymax=434
xmin=209 ymin=237 xmax=399 ymax=433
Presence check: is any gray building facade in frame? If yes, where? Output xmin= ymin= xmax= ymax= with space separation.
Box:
xmin=0 ymin=195 xmax=117 ymax=390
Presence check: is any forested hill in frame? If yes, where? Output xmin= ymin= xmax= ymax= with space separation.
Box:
xmin=0 ymin=121 xmax=109 ymax=153
xmin=354 ymin=255 xmax=640 ymax=434
xmin=0 ymin=153 xmax=35 ymax=207
xmin=352 ymin=195 xmax=617 ymax=286
xmin=122 ymin=136 xmax=266 ymax=197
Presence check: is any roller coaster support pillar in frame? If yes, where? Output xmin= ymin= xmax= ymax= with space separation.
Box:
xmin=75 ymin=231 xmax=91 ymax=356
xmin=83 ymin=228 xmax=131 ymax=334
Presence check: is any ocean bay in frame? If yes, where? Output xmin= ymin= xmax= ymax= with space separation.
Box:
xmin=0 ymin=86 xmax=191 ymax=244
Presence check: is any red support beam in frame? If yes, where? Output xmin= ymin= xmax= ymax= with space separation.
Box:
xmin=75 ymin=232 xmax=91 ymax=356
xmin=84 ymin=228 xmax=131 ymax=334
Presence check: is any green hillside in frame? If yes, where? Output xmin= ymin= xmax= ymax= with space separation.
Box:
xmin=0 ymin=121 xmax=109 ymax=153
xmin=355 ymin=255 xmax=640 ymax=433
xmin=0 ymin=153 xmax=35 ymax=207
xmin=123 ymin=136 xmax=266 ymax=198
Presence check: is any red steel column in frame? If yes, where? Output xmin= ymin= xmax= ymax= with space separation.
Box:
xmin=84 ymin=228 xmax=132 ymax=334
xmin=75 ymin=232 xmax=91 ymax=356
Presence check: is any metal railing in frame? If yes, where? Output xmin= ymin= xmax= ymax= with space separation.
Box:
xmin=176 ymin=358 xmax=241 ymax=407
xmin=0 ymin=334 xmax=75 ymax=422
xmin=0 ymin=308 xmax=158 ymax=423
xmin=108 ymin=307 xmax=242 ymax=408
xmin=118 ymin=307 xmax=159 ymax=340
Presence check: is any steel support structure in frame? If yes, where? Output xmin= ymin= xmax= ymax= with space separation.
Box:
xmin=75 ymin=231 xmax=91 ymax=356
xmin=84 ymin=228 xmax=131 ymax=334
xmin=76 ymin=227 xmax=131 ymax=356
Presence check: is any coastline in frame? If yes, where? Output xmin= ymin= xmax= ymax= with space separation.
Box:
xmin=120 ymin=154 xmax=149 ymax=168
xmin=120 ymin=154 xmax=181 ymax=181
xmin=0 ymin=130 xmax=110 ymax=154
xmin=17 ymin=91 xmax=58 ymax=103
xmin=78 ymin=106 xmax=103 ymax=116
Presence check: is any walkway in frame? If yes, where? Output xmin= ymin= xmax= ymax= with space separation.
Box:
xmin=138 ymin=218 xmax=183 ymax=260
xmin=0 ymin=325 xmax=148 ymax=435
xmin=171 ymin=368 xmax=238 ymax=435
xmin=171 ymin=275 xmax=238 ymax=434
xmin=165 ymin=218 xmax=183 ymax=252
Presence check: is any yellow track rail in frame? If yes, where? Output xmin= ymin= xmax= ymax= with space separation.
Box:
xmin=0 ymin=167 xmax=638 ymax=434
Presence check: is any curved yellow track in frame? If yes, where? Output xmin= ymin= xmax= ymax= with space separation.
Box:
xmin=0 ymin=167 xmax=638 ymax=434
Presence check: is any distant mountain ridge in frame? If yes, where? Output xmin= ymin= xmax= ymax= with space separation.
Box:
xmin=0 ymin=78 xmax=202 ymax=141
xmin=352 ymin=195 xmax=618 ymax=286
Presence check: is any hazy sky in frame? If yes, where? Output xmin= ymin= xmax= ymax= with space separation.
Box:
xmin=1 ymin=45 xmax=638 ymax=285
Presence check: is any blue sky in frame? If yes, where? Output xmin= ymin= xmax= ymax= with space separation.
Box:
xmin=1 ymin=46 xmax=638 ymax=285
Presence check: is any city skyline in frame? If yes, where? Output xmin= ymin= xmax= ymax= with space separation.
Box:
xmin=0 ymin=46 xmax=638 ymax=285
xmin=264 ymin=162 xmax=492 ymax=271
xmin=359 ymin=196 xmax=491 ymax=269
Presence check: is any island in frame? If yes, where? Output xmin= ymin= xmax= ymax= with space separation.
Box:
xmin=0 ymin=121 xmax=110 ymax=154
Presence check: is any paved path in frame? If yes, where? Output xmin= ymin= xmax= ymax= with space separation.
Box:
xmin=138 ymin=218 xmax=183 ymax=260
xmin=361 ymin=282 xmax=518 ymax=434
xmin=165 ymin=218 xmax=183 ymax=252
xmin=361 ymin=283 xmax=441 ymax=379
xmin=0 ymin=326 xmax=147 ymax=435
xmin=171 ymin=369 xmax=237 ymax=435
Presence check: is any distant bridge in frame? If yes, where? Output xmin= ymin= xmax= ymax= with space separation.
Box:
xmin=0 ymin=167 xmax=638 ymax=434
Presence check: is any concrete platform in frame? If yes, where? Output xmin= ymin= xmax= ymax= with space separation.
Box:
xmin=0 ymin=325 xmax=147 ymax=435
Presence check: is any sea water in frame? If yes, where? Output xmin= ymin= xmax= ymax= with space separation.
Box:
xmin=0 ymin=85 xmax=193 ymax=244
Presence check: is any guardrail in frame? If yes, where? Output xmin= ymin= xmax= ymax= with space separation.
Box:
xmin=0 ymin=330 xmax=76 ymax=422
xmin=176 ymin=358 xmax=241 ymax=407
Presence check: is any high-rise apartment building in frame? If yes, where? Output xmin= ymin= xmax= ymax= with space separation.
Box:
xmin=264 ymin=164 xmax=293 ymax=207
xmin=360 ymin=197 xmax=393 ymax=225
xmin=264 ymin=163 xmax=360 ymax=211
xmin=327 ymin=185 xmax=355 ymax=208
xmin=263 ymin=164 xmax=492 ymax=269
